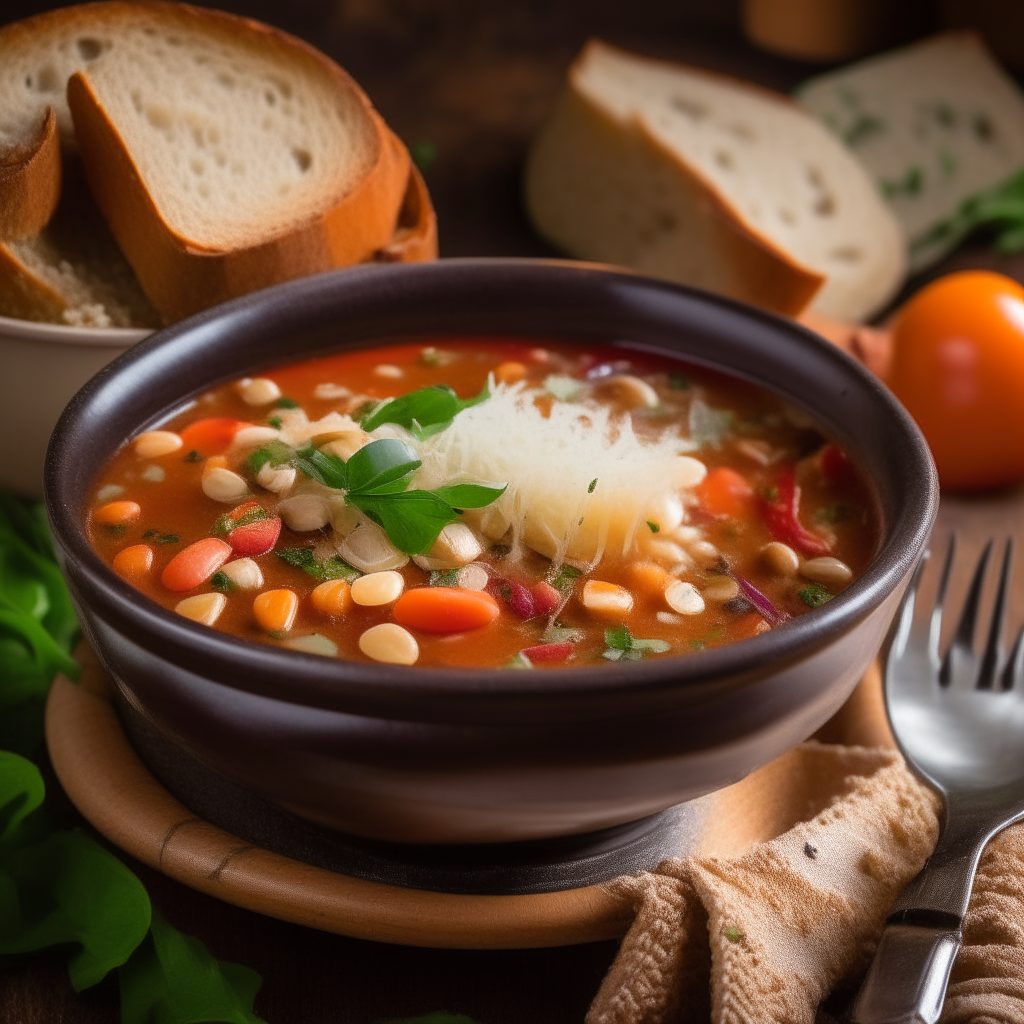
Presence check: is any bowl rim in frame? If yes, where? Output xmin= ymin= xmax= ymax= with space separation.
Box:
xmin=0 ymin=312 xmax=151 ymax=346
xmin=45 ymin=258 xmax=938 ymax=719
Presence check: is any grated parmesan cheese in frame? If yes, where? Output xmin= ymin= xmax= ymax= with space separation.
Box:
xmin=409 ymin=382 xmax=706 ymax=565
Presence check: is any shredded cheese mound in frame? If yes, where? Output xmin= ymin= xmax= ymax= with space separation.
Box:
xmin=411 ymin=382 xmax=706 ymax=565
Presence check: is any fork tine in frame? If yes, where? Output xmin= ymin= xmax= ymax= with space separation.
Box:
xmin=939 ymin=538 xmax=994 ymax=688
xmin=1002 ymin=621 xmax=1024 ymax=691
xmin=977 ymin=538 xmax=1013 ymax=690
xmin=929 ymin=534 xmax=957 ymax=672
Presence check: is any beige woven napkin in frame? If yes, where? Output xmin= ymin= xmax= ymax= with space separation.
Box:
xmin=587 ymin=682 xmax=1024 ymax=1024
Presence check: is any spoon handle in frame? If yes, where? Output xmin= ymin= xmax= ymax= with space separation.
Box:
xmin=850 ymin=923 xmax=961 ymax=1024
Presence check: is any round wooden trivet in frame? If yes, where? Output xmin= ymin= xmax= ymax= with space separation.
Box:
xmin=44 ymin=650 xmax=635 ymax=949
xmin=44 ymin=647 xmax=890 ymax=949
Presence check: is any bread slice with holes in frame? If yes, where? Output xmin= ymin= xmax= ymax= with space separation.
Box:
xmin=51 ymin=1 xmax=409 ymax=322
xmin=0 ymin=108 xmax=61 ymax=241
xmin=525 ymin=40 xmax=907 ymax=322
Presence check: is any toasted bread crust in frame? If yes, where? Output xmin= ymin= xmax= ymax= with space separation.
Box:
xmin=0 ymin=237 xmax=68 ymax=323
xmin=370 ymin=161 xmax=439 ymax=264
xmin=65 ymin=3 xmax=413 ymax=323
xmin=0 ymin=109 xmax=61 ymax=242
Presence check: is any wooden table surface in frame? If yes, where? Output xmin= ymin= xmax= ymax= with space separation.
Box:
xmin=4 ymin=2 xmax=1024 ymax=1022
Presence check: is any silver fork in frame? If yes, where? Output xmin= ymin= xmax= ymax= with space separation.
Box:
xmin=852 ymin=535 xmax=1024 ymax=1024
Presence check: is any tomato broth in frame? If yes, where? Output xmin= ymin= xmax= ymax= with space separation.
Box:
xmin=86 ymin=340 xmax=878 ymax=669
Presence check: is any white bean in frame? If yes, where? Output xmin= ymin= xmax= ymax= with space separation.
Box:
xmin=278 ymin=493 xmax=331 ymax=532
xmin=582 ymin=580 xmax=634 ymax=616
xmin=656 ymin=611 xmax=684 ymax=626
xmin=592 ymin=374 xmax=660 ymax=410
xmin=256 ymin=462 xmax=296 ymax=495
xmin=340 ymin=522 xmax=409 ymax=572
xmin=96 ymin=484 xmax=125 ymax=503
xmin=644 ymin=539 xmax=690 ymax=567
xmin=689 ymin=540 xmax=721 ymax=568
xmin=412 ymin=524 xmax=483 ymax=571
xmin=237 ymin=377 xmax=281 ymax=405
xmin=665 ymin=580 xmax=705 ymax=615
xmin=761 ymin=541 xmax=800 ymax=576
xmin=643 ymin=493 xmax=685 ymax=534
xmin=134 ymin=430 xmax=182 ymax=458
xmin=359 ymin=623 xmax=419 ymax=665
xmin=284 ymin=633 xmax=338 ymax=657
xmin=702 ymin=577 xmax=739 ymax=602
xmin=800 ymin=556 xmax=853 ymax=586
xmin=350 ymin=570 xmax=405 ymax=607
xmin=220 ymin=558 xmax=263 ymax=590
xmin=175 ymin=593 xmax=226 ymax=626
xmin=313 ymin=382 xmax=352 ymax=400
xmin=374 ymin=364 xmax=403 ymax=379
xmin=233 ymin=425 xmax=281 ymax=448
xmin=202 ymin=467 xmax=248 ymax=503
xmin=457 ymin=563 xmax=490 ymax=591
xmin=141 ymin=465 xmax=165 ymax=482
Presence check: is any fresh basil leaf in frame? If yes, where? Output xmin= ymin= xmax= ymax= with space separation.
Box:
xmin=431 ymin=483 xmax=507 ymax=509
xmin=361 ymin=384 xmax=489 ymax=435
xmin=119 ymin=910 xmax=266 ymax=1024
xmin=276 ymin=548 xmax=361 ymax=583
xmin=604 ymin=625 xmax=634 ymax=651
xmin=347 ymin=490 xmax=459 ymax=555
xmin=0 ymin=751 xmax=45 ymax=847
xmin=292 ymin=443 xmax=348 ymax=490
xmin=345 ymin=438 xmax=421 ymax=494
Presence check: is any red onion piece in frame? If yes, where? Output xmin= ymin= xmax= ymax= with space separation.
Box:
xmin=733 ymin=574 xmax=790 ymax=628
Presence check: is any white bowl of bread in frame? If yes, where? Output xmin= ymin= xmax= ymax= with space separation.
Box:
xmin=0 ymin=0 xmax=436 ymax=496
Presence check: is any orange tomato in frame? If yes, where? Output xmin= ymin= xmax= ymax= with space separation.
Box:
xmin=889 ymin=271 xmax=1024 ymax=491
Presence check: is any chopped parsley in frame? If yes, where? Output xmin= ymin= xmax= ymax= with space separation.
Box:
xmin=267 ymin=415 xmax=283 ymax=430
xmin=588 ymin=478 xmax=597 ymax=494
xmin=154 ymin=534 xmax=179 ymax=545
xmin=799 ymin=584 xmax=832 ymax=608
xmin=274 ymin=397 xmax=300 ymax=409
xmin=647 ymin=521 xmax=660 ymax=533
xmin=210 ymin=571 xmax=236 ymax=592
xmin=184 ymin=450 xmax=202 ymax=463
xmin=276 ymin=547 xmax=361 ymax=583
xmin=723 ymin=927 xmax=744 ymax=943
xmin=602 ymin=625 xmax=671 ymax=661
xmin=213 ymin=506 xmax=270 ymax=536
xmin=429 ymin=568 xmax=460 ymax=587
xmin=548 ymin=564 xmax=582 ymax=594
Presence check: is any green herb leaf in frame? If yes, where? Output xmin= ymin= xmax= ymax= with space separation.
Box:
xmin=668 ymin=372 xmax=691 ymax=390
xmin=184 ymin=450 xmax=203 ymax=463
xmin=360 ymin=384 xmax=488 ymax=437
xmin=798 ymin=584 xmax=832 ymax=608
xmin=155 ymin=534 xmax=179 ymax=545
xmin=345 ymin=438 xmax=421 ymax=494
xmin=347 ymin=490 xmax=459 ymax=556
xmin=429 ymin=568 xmax=460 ymax=587
xmin=119 ymin=909 xmax=266 ymax=1024
xmin=647 ymin=521 xmax=660 ymax=533
xmin=723 ymin=926 xmax=744 ymax=944
xmin=602 ymin=624 xmax=670 ymax=660
xmin=274 ymin=397 xmax=300 ymax=409
xmin=604 ymin=625 xmax=634 ymax=651
xmin=292 ymin=443 xmax=348 ymax=490
xmin=543 ymin=374 xmax=582 ymax=401
xmin=548 ymin=564 xmax=582 ymax=594
xmin=245 ymin=441 xmax=294 ymax=476
xmin=431 ymin=482 xmax=507 ymax=509
xmin=210 ymin=571 xmax=235 ymax=593
xmin=588 ymin=478 xmax=598 ymax=493
xmin=503 ymin=653 xmax=533 ymax=670
xmin=276 ymin=548 xmax=361 ymax=582
xmin=267 ymin=416 xmax=282 ymax=430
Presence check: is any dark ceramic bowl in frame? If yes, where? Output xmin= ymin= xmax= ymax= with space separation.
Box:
xmin=45 ymin=259 xmax=937 ymax=857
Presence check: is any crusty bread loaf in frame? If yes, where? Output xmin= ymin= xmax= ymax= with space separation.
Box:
xmin=0 ymin=160 xmax=159 ymax=328
xmin=526 ymin=41 xmax=908 ymax=322
xmin=0 ymin=108 xmax=61 ymax=241
xmin=60 ymin=1 xmax=410 ymax=322
xmin=369 ymin=161 xmax=438 ymax=264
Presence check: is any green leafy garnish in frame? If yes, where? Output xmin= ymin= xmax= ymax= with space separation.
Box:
xmin=274 ymin=397 xmax=300 ymax=409
xmin=245 ymin=440 xmax=295 ymax=477
xmin=142 ymin=529 xmax=158 ymax=539
xmin=292 ymin=443 xmax=350 ymax=490
xmin=210 ymin=571 xmax=236 ymax=592
xmin=503 ymin=652 xmax=533 ymax=670
xmin=345 ymin=438 xmax=420 ymax=492
xmin=543 ymin=374 xmax=582 ymax=401
xmin=588 ymin=478 xmax=597 ymax=494
xmin=184 ymin=450 xmax=202 ymax=463
xmin=155 ymin=534 xmax=179 ymax=545
xmin=647 ymin=521 xmax=660 ymax=533
xmin=799 ymin=584 xmax=832 ymax=608
xmin=267 ymin=416 xmax=282 ymax=430
xmin=276 ymin=548 xmax=362 ymax=582
xmin=548 ymin=564 xmax=582 ymax=594
xmin=432 ymin=482 xmax=508 ymax=510
xmin=429 ymin=569 xmax=460 ymax=587
xmin=360 ymin=384 xmax=489 ymax=439
xmin=668 ymin=372 xmax=691 ymax=390
xmin=347 ymin=490 xmax=461 ymax=556
xmin=723 ymin=926 xmax=744 ymax=944
xmin=214 ymin=506 xmax=269 ymax=536
xmin=602 ymin=625 xmax=671 ymax=661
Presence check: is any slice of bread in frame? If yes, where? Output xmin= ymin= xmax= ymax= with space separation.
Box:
xmin=0 ymin=161 xmax=159 ymax=328
xmin=526 ymin=41 xmax=907 ymax=322
xmin=0 ymin=107 xmax=61 ymax=241
xmin=797 ymin=32 xmax=1024 ymax=271
xmin=59 ymin=1 xmax=409 ymax=323
xmin=369 ymin=161 xmax=438 ymax=264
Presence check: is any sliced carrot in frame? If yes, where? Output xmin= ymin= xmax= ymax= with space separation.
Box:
xmin=112 ymin=544 xmax=153 ymax=580
xmin=695 ymin=467 xmax=753 ymax=520
xmin=161 ymin=538 xmax=232 ymax=592
xmin=310 ymin=579 xmax=352 ymax=617
xmin=392 ymin=587 xmax=500 ymax=633
xmin=179 ymin=418 xmax=248 ymax=456
xmin=626 ymin=561 xmax=669 ymax=598
xmin=254 ymin=588 xmax=299 ymax=633
xmin=94 ymin=500 xmax=141 ymax=526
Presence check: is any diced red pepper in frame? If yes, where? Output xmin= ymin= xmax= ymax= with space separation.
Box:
xmin=820 ymin=443 xmax=857 ymax=490
xmin=531 ymin=581 xmax=561 ymax=616
xmin=759 ymin=466 xmax=830 ymax=557
xmin=220 ymin=501 xmax=282 ymax=557
xmin=521 ymin=642 xmax=574 ymax=662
